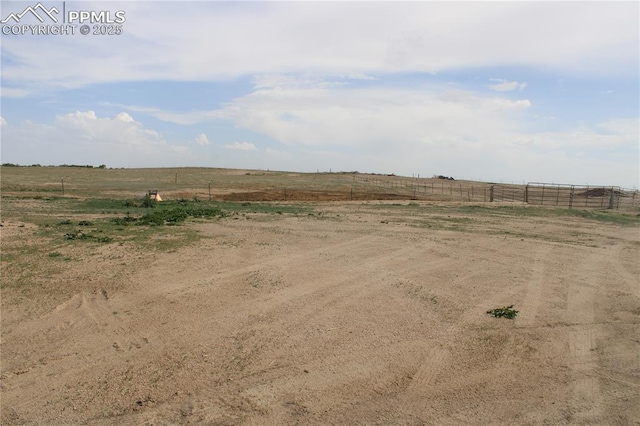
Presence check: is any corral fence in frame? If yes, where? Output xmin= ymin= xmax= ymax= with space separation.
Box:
xmin=353 ymin=175 xmax=496 ymax=202
xmin=522 ymin=183 xmax=639 ymax=210
xmin=353 ymin=175 xmax=640 ymax=210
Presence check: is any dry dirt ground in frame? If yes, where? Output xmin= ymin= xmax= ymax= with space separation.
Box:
xmin=2 ymin=201 xmax=639 ymax=425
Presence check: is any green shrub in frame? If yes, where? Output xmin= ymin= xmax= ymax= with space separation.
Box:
xmin=141 ymin=195 xmax=156 ymax=208
xmin=487 ymin=305 xmax=519 ymax=319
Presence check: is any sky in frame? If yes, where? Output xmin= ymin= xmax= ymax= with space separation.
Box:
xmin=0 ymin=1 xmax=638 ymax=188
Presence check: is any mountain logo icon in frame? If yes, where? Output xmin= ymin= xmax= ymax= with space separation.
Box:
xmin=1 ymin=2 xmax=60 ymax=24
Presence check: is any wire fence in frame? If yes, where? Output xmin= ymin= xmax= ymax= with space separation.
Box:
xmin=353 ymin=175 xmax=640 ymax=210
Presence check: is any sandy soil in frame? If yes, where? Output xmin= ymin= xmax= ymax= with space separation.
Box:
xmin=2 ymin=202 xmax=639 ymax=425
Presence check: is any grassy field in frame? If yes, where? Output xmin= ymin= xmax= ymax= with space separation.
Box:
xmin=1 ymin=166 xmax=364 ymax=199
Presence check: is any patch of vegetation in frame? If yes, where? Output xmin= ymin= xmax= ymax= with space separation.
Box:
xmin=487 ymin=305 xmax=519 ymax=319
xmin=141 ymin=206 xmax=225 ymax=225
xmin=141 ymin=194 xmax=157 ymax=208
xmin=64 ymin=230 xmax=92 ymax=240
xmin=110 ymin=213 xmax=138 ymax=226
xmin=454 ymin=205 xmax=640 ymax=225
xmin=63 ymin=229 xmax=112 ymax=243
xmin=112 ymin=206 xmax=225 ymax=226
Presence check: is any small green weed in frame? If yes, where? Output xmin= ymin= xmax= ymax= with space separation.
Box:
xmin=487 ymin=305 xmax=519 ymax=319
xmin=141 ymin=195 xmax=156 ymax=208
xmin=64 ymin=230 xmax=91 ymax=240
xmin=64 ymin=229 xmax=112 ymax=243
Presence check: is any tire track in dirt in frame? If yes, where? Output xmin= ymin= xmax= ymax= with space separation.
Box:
xmin=383 ymin=237 xmax=549 ymax=421
xmin=608 ymin=244 xmax=640 ymax=297
xmin=195 ymin=228 xmax=478 ymax=422
xmin=138 ymin=231 xmax=383 ymax=298
xmin=517 ymin=243 xmax=553 ymax=327
xmin=113 ymin=230 xmax=441 ymax=424
xmin=566 ymin=247 xmax=604 ymax=422
xmin=397 ymin=287 xmax=521 ymax=403
xmin=404 ymin=346 xmax=448 ymax=394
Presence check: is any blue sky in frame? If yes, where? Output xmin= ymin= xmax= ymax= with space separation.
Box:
xmin=1 ymin=1 xmax=638 ymax=187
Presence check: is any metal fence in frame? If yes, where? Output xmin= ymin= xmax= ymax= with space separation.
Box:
xmin=353 ymin=175 xmax=640 ymax=210
xmin=353 ymin=175 xmax=495 ymax=202
xmin=523 ymin=183 xmax=639 ymax=210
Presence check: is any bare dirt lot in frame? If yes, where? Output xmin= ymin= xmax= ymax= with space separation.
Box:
xmin=1 ymin=169 xmax=639 ymax=425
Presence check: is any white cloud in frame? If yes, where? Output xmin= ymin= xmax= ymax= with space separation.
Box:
xmin=224 ymin=142 xmax=257 ymax=151
xmin=195 ymin=133 xmax=210 ymax=146
xmin=483 ymin=98 xmax=532 ymax=112
xmin=116 ymin=112 xmax=135 ymax=123
xmin=596 ymin=118 xmax=639 ymax=137
xmin=160 ymin=80 xmax=633 ymax=186
xmin=1 ymin=2 xmax=637 ymax=93
xmin=1 ymin=111 xmax=195 ymax=167
xmin=65 ymin=110 xmax=97 ymax=121
xmin=204 ymin=82 xmax=534 ymax=153
xmin=0 ymin=116 xmax=6 ymax=127
xmin=489 ymin=79 xmax=528 ymax=92
xmin=102 ymin=103 xmax=227 ymax=125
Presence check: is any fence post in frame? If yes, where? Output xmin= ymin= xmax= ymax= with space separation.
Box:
xmin=208 ymin=181 xmax=211 ymax=201
xmin=524 ymin=184 xmax=529 ymax=203
xmin=569 ymin=185 xmax=574 ymax=209
xmin=541 ymin=184 xmax=545 ymax=205
xmin=490 ymin=185 xmax=494 ymax=202
xmin=61 ymin=177 xmax=65 ymax=195
xmin=556 ymin=185 xmax=560 ymax=206
xmin=608 ymin=187 xmax=615 ymax=209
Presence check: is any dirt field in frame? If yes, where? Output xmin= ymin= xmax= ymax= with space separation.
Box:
xmin=2 ymin=169 xmax=640 ymax=425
